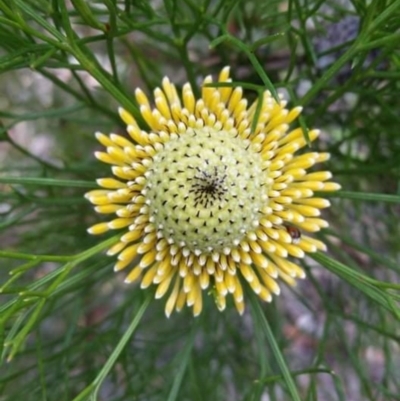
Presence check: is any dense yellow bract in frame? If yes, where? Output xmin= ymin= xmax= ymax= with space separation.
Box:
xmin=85 ymin=67 xmax=340 ymax=317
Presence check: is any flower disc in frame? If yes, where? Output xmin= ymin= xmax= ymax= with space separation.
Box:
xmin=145 ymin=127 xmax=267 ymax=253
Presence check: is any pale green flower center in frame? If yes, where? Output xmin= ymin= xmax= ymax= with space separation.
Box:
xmin=145 ymin=128 xmax=267 ymax=253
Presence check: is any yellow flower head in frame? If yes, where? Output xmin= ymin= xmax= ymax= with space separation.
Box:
xmin=85 ymin=67 xmax=340 ymax=317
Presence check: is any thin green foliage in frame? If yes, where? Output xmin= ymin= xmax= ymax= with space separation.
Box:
xmin=249 ymin=293 xmax=302 ymax=401
xmin=0 ymin=0 xmax=399 ymax=400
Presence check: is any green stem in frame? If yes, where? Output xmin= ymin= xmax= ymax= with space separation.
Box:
xmin=72 ymin=294 xmax=152 ymax=401
xmin=249 ymin=293 xmax=302 ymax=401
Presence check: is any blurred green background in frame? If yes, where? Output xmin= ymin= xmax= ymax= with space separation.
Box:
xmin=0 ymin=1 xmax=399 ymax=400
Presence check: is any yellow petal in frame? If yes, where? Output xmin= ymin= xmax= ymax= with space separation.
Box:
xmin=87 ymin=222 xmax=109 ymax=235
xmin=124 ymin=266 xmax=142 ymax=283
xmin=294 ymin=198 xmax=330 ymax=208
xmin=95 ymin=132 xmax=114 ymax=147
xmin=192 ymin=288 xmax=203 ymax=317
xmin=118 ymin=243 xmax=140 ymax=262
xmin=182 ymin=83 xmax=195 ymax=113
xmin=139 ymin=250 xmax=156 ymax=268
xmin=162 ymin=77 xmax=181 ymax=106
xmin=183 ymin=273 xmax=195 ymax=293
xmin=95 ymin=204 xmax=121 ymax=214
xmin=94 ymin=151 xmax=118 ymax=165
xmin=187 ymin=280 xmax=199 ymax=307
xmin=141 ymin=264 xmax=158 ymax=288
xmin=270 ymin=255 xmax=305 ymax=279
xmin=107 ymin=146 xmax=134 ymax=165
xmin=155 ymin=87 xmax=172 ymax=119
xmin=283 ymin=243 xmax=305 ymax=258
xmin=155 ymin=272 xmax=174 ymax=299
xmin=115 ymin=257 xmax=134 ymax=272
xmin=296 ymin=218 xmax=328 ymax=232
xmin=248 ymin=273 xmax=262 ymax=294
xmin=250 ymin=251 xmax=269 ymax=268
xmin=286 ymin=106 xmax=302 ymax=123
xmin=225 ymin=272 xmax=236 ymax=293
xmin=321 ymin=182 xmax=341 ymax=191
xmin=165 ymin=277 xmax=181 ymax=318
xmin=121 ymin=229 xmax=143 ymax=243
xmin=300 ymin=236 xmax=327 ymax=252
xmin=240 ymin=263 xmax=256 ymax=283
xmin=107 ymin=241 xmax=127 ymax=256
xmin=119 ymin=107 xmax=137 ymax=125
xmin=199 ymin=269 xmax=210 ymax=289
xmin=233 ymin=275 xmax=244 ymax=302
xmin=218 ymin=67 xmax=232 ymax=103
xmin=228 ymin=87 xmax=243 ymax=114
xmin=110 ymin=133 xmax=136 ymax=149
xmin=108 ymin=218 xmax=133 ymax=229
xmin=137 ymin=240 xmax=156 ymax=254
xmin=175 ymin=289 xmax=186 ymax=312
xmin=96 ymin=178 xmax=126 ymax=189
xmin=302 ymin=171 xmax=332 ymax=182
xmin=215 ymin=293 xmax=226 ymax=311
xmin=258 ymin=286 xmax=273 ymax=302
xmin=291 ymin=181 xmax=325 ymax=191
xmin=261 ymin=274 xmax=280 ymax=295
xmin=234 ymin=297 xmax=245 ymax=315
xmin=127 ymin=125 xmax=150 ymax=145
xmin=201 ymin=75 xmax=214 ymax=108
xmin=135 ymin=88 xmax=150 ymax=108
xmin=288 ymin=204 xmax=321 ymax=217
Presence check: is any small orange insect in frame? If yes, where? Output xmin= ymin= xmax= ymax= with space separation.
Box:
xmin=284 ymin=225 xmax=301 ymax=244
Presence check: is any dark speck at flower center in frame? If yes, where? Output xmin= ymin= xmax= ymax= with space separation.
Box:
xmin=191 ymin=166 xmax=228 ymax=208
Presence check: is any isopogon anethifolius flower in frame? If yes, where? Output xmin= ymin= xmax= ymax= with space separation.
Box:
xmin=85 ymin=67 xmax=340 ymax=317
